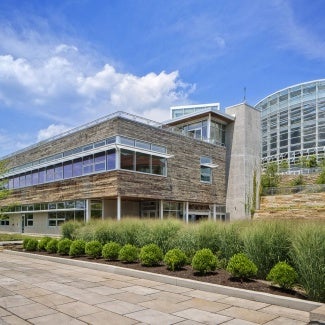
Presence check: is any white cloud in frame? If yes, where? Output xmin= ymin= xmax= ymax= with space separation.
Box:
xmin=37 ymin=124 xmax=71 ymax=142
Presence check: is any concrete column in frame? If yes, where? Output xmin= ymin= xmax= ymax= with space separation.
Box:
xmin=213 ymin=204 xmax=217 ymax=221
xmin=159 ymin=200 xmax=164 ymax=220
xmin=116 ymin=147 xmax=120 ymax=169
xmin=117 ymin=195 xmax=121 ymax=221
xmin=85 ymin=199 xmax=91 ymax=222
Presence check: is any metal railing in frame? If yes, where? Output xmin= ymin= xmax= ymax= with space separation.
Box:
xmin=262 ymin=183 xmax=325 ymax=196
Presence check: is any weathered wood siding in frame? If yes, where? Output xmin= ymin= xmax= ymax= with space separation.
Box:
xmin=2 ymin=117 xmax=226 ymax=206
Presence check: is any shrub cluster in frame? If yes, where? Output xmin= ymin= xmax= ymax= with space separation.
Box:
xmin=85 ymin=241 xmax=103 ymax=259
xmin=46 ymin=239 xmax=59 ymax=254
xmin=57 ymin=238 xmax=72 ymax=255
xmin=102 ymin=242 xmax=121 ymax=260
xmin=191 ymin=248 xmax=218 ymax=274
xmin=118 ymin=244 xmax=139 ymax=263
xmin=58 ymin=219 xmax=324 ymax=302
xmin=38 ymin=237 xmax=52 ymax=251
xmin=139 ymin=244 xmax=163 ymax=266
xmin=267 ymin=262 xmax=297 ymax=290
xmin=69 ymin=239 xmax=86 ymax=257
xmin=226 ymin=253 xmax=258 ymax=280
xmin=164 ymin=248 xmax=187 ymax=271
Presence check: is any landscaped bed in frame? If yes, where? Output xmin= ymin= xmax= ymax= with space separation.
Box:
xmin=11 ymin=248 xmax=307 ymax=301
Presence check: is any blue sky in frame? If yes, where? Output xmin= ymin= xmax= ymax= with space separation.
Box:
xmin=0 ymin=0 xmax=324 ymax=158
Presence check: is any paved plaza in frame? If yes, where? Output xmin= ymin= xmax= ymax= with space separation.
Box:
xmin=0 ymin=251 xmax=320 ymax=324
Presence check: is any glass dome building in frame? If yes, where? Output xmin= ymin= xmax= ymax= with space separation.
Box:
xmin=255 ymin=79 xmax=325 ymax=168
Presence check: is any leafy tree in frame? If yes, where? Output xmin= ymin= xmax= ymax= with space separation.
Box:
xmin=316 ymin=167 xmax=325 ymax=184
xmin=307 ymin=155 xmax=317 ymax=168
xmin=261 ymin=162 xmax=280 ymax=188
xmin=0 ymin=160 xmax=9 ymax=201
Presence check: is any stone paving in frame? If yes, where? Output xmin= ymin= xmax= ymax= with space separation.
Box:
xmin=0 ymin=252 xmax=316 ymax=324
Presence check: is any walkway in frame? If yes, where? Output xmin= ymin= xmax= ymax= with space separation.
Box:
xmin=0 ymin=251 xmax=318 ymax=324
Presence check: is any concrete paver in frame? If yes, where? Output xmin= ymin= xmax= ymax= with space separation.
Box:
xmin=0 ymin=251 xmax=321 ymax=324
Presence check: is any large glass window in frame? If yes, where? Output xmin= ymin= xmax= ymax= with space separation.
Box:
xmin=94 ymin=152 xmax=106 ymax=171
xmin=107 ymin=149 xmax=116 ymax=170
xmin=63 ymin=161 xmax=73 ymax=178
xmin=136 ymin=152 xmax=151 ymax=173
xmin=121 ymin=149 xmax=135 ymax=170
xmin=73 ymin=158 xmax=82 ymax=177
xmin=83 ymin=155 xmax=93 ymax=174
xmin=152 ymin=156 xmax=166 ymax=175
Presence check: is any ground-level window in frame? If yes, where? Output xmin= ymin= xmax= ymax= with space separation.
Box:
xmin=0 ymin=216 xmax=9 ymax=226
xmin=24 ymin=213 xmax=33 ymax=227
xmin=163 ymin=201 xmax=183 ymax=219
xmin=91 ymin=200 xmax=102 ymax=219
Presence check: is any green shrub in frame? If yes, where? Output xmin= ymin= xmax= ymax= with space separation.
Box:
xmin=46 ymin=239 xmax=59 ymax=254
xmin=139 ymin=243 xmax=163 ymax=266
xmin=61 ymin=221 xmax=82 ymax=240
xmin=118 ymin=244 xmax=139 ymax=263
xmin=102 ymin=242 xmax=121 ymax=260
xmin=164 ymin=248 xmax=187 ymax=271
xmin=267 ymin=262 xmax=298 ymax=290
xmin=316 ymin=167 xmax=325 ymax=184
xmin=25 ymin=238 xmax=38 ymax=251
xmin=57 ymin=238 xmax=72 ymax=255
xmin=23 ymin=238 xmax=31 ymax=249
xmin=243 ymin=221 xmax=292 ymax=278
xmin=291 ymin=224 xmax=325 ymax=302
xmin=226 ymin=253 xmax=258 ymax=280
xmin=85 ymin=240 xmax=103 ymax=259
xmin=290 ymin=175 xmax=305 ymax=186
xmin=38 ymin=237 xmax=52 ymax=251
xmin=69 ymin=239 xmax=86 ymax=257
xmin=191 ymin=248 xmax=218 ymax=274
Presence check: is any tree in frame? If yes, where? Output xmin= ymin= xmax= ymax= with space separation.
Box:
xmin=261 ymin=162 xmax=280 ymax=188
xmin=0 ymin=160 xmax=9 ymax=201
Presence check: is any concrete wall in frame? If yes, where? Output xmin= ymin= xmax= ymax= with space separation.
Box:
xmin=225 ymin=103 xmax=261 ymax=220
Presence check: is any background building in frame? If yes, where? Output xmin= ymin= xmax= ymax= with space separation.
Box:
xmin=255 ymin=79 xmax=325 ymax=169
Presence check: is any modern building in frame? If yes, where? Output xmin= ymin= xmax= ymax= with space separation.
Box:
xmin=0 ymin=103 xmax=260 ymax=234
xmin=255 ymin=79 xmax=325 ymax=168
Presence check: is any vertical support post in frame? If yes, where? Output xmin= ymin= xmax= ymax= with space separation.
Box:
xmin=117 ymin=195 xmax=121 ymax=221
xmin=185 ymin=202 xmax=189 ymax=223
xmin=101 ymin=199 xmax=104 ymax=220
xmin=159 ymin=200 xmax=164 ymax=220
xmin=85 ymin=199 xmax=91 ymax=222
xmin=213 ymin=204 xmax=217 ymax=221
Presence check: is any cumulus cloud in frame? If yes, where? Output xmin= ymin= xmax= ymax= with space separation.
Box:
xmin=37 ymin=124 xmax=71 ymax=142
xmin=0 ymin=40 xmax=194 ymax=124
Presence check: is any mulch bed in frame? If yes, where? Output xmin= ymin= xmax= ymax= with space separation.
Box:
xmin=13 ymin=249 xmax=307 ymax=301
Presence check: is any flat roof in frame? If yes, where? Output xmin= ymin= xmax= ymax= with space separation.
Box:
xmin=164 ymin=107 xmax=235 ymax=127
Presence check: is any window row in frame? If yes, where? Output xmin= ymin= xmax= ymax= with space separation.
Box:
xmin=7 ymin=149 xmax=166 ymax=190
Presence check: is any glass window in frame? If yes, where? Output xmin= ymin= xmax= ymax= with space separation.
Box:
xmin=73 ymin=158 xmax=82 ymax=176
xmin=19 ymin=174 xmax=26 ymax=188
xmin=120 ymin=137 xmax=135 ymax=146
xmin=39 ymin=168 xmax=46 ymax=184
xmin=152 ymin=156 xmax=166 ymax=175
xmin=200 ymin=166 xmax=212 ymax=183
xmin=106 ymin=137 xmax=116 ymax=144
xmin=25 ymin=172 xmax=32 ymax=186
xmin=136 ymin=152 xmax=151 ymax=173
xmin=25 ymin=214 xmax=33 ymax=227
xmin=54 ymin=163 xmax=63 ymax=180
xmin=63 ymin=161 xmax=73 ymax=178
xmin=46 ymin=166 xmax=55 ymax=182
xmin=151 ymin=144 xmax=166 ymax=153
xmin=135 ymin=140 xmax=151 ymax=150
xmin=94 ymin=152 xmax=105 ymax=172
xmin=32 ymin=170 xmax=39 ymax=185
xmin=0 ymin=216 xmax=9 ymax=226
xmin=83 ymin=154 xmax=93 ymax=174
xmin=94 ymin=140 xmax=106 ymax=148
xmin=200 ymin=157 xmax=212 ymax=164
xmin=121 ymin=149 xmax=134 ymax=170
xmin=107 ymin=149 xmax=116 ymax=170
